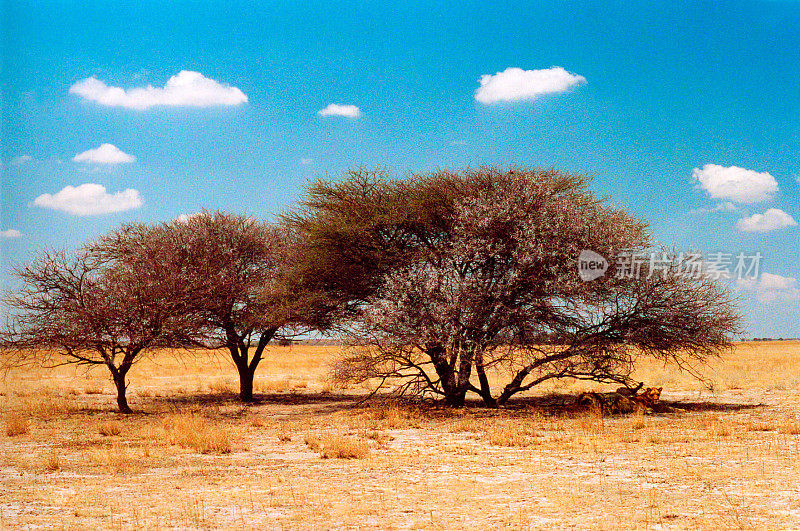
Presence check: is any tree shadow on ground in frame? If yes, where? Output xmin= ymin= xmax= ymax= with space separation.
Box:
xmin=503 ymin=393 xmax=764 ymax=416
xmin=143 ymin=390 xmax=364 ymax=418
xmin=660 ymin=400 xmax=764 ymax=413
xmin=118 ymin=390 xmax=765 ymax=419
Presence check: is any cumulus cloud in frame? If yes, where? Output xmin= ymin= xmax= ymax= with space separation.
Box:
xmin=475 ymin=66 xmax=586 ymax=104
xmin=11 ymin=155 xmax=32 ymax=165
xmin=693 ymin=164 xmax=779 ymax=203
xmin=73 ymin=143 xmax=136 ymax=165
xmin=736 ymin=208 xmax=797 ymax=233
xmin=69 ymin=71 xmax=248 ymax=110
xmin=714 ymin=202 xmax=738 ymax=212
xmin=1 ymin=229 xmax=22 ymax=238
xmin=318 ymin=103 xmax=362 ymax=118
xmin=737 ymin=273 xmax=799 ymax=304
xmin=689 ymin=201 xmax=741 ymax=215
xmin=33 ymin=183 xmax=142 ymax=216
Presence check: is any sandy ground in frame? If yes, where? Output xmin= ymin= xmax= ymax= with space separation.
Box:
xmin=2 ymin=343 xmax=800 ymax=530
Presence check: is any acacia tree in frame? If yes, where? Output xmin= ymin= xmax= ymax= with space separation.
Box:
xmin=1 ymin=250 xmax=193 ymax=413
xmin=95 ymin=211 xmax=305 ymax=402
xmin=290 ymin=167 xmax=742 ymax=407
xmin=284 ymin=167 xmax=499 ymax=327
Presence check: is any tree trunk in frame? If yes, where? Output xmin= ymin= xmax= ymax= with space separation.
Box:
xmin=427 ymin=343 xmax=467 ymax=407
xmin=474 ymin=351 xmax=497 ymax=408
xmin=111 ymin=367 xmax=132 ymax=414
xmin=229 ymin=330 xmax=275 ymax=402
xmin=451 ymin=344 xmax=474 ymax=407
xmin=236 ymin=360 xmax=256 ymax=402
xmin=443 ymin=387 xmax=467 ymax=407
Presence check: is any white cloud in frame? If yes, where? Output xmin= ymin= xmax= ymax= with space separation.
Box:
xmin=475 ymin=66 xmax=586 ymax=104
xmin=318 ymin=103 xmax=362 ymax=118
xmin=11 ymin=155 xmax=32 ymax=165
xmin=33 ymin=183 xmax=143 ymax=216
xmin=693 ymin=164 xmax=779 ymax=203
xmin=714 ymin=201 xmax=738 ymax=212
xmin=1 ymin=229 xmax=22 ymax=238
xmin=736 ymin=208 xmax=797 ymax=233
xmin=300 ymin=157 xmax=313 ymax=165
xmin=690 ymin=201 xmax=740 ymax=214
xmin=69 ymin=71 xmax=248 ymax=110
xmin=737 ymin=273 xmax=799 ymax=304
xmin=73 ymin=143 xmax=136 ymax=165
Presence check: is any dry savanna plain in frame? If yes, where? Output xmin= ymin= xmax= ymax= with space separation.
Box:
xmin=2 ymin=341 xmax=800 ymax=530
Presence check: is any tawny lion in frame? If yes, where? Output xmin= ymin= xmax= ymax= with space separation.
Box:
xmin=632 ymin=387 xmax=662 ymax=408
xmin=571 ymin=386 xmax=662 ymax=414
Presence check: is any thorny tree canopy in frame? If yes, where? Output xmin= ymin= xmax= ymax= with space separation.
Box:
xmin=291 ymin=167 xmax=742 ymax=407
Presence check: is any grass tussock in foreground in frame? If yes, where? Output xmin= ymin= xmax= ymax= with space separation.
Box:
xmin=1 ymin=342 xmax=800 ymax=530
xmin=5 ymin=414 xmax=29 ymax=437
xmin=162 ymin=413 xmax=233 ymax=454
xmin=304 ymin=433 xmax=371 ymax=459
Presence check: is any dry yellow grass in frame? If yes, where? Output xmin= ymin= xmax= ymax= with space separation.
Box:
xmin=44 ymin=451 xmax=61 ymax=472
xmin=5 ymin=414 xmax=29 ymax=436
xmin=98 ymin=420 xmax=123 ymax=436
xmin=304 ymin=433 xmax=371 ymax=459
xmin=0 ymin=341 xmax=799 ymax=529
xmin=162 ymin=413 xmax=232 ymax=454
xmin=89 ymin=443 xmax=135 ymax=470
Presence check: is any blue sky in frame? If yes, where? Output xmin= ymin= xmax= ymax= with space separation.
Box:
xmin=2 ymin=0 xmax=799 ymax=337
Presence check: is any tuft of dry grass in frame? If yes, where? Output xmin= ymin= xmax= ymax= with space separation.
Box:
xmin=89 ymin=443 xmax=134 ymax=470
xmin=746 ymin=417 xmax=778 ymax=432
xmin=362 ymin=401 xmax=421 ymax=429
xmin=208 ymin=378 xmax=237 ymax=394
xmin=162 ymin=414 xmax=232 ymax=454
xmin=779 ymin=416 xmax=800 ymax=435
xmin=98 ymin=420 xmax=123 ymax=436
xmin=8 ymin=393 xmax=72 ymax=419
xmin=83 ymin=383 xmax=104 ymax=395
xmin=249 ymin=415 xmax=271 ymax=428
xmin=448 ymin=416 xmax=486 ymax=434
xmin=255 ymin=378 xmax=292 ymax=393
xmin=577 ymin=409 xmax=605 ymax=433
xmin=628 ymin=410 xmax=647 ymax=430
xmin=304 ymin=433 xmax=370 ymax=459
xmin=5 ymin=415 xmax=29 ymax=436
xmin=483 ymin=420 xmax=539 ymax=447
xmin=362 ymin=429 xmax=393 ymax=448
xmin=44 ymin=451 xmax=61 ymax=472
xmin=304 ymin=433 xmax=321 ymax=452
xmin=694 ymin=413 xmax=735 ymax=438
xmin=276 ymin=423 xmax=292 ymax=442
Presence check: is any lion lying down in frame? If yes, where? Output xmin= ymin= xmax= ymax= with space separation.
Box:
xmin=572 ymin=386 xmax=663 ymax=415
